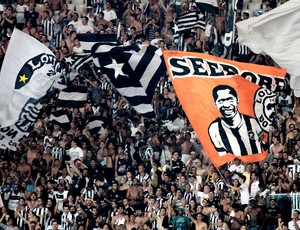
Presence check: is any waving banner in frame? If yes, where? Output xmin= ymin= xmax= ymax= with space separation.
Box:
xmin=163 ymin=51 xmax=286 ymax=167
xmin=0 ymin=29 xmax=61 ymax=150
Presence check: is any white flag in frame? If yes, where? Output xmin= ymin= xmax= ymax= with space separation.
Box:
xmin=0 ymin=29 xmax=61 ymax=127
xmin=236 ymin=0 xmax=300 ymax=96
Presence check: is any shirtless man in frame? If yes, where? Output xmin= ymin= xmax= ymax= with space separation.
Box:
xmin=145 ymin=0 xmax=161 ymax=22
xmin=244 ymin=198 xmax=264 ymax=229
xmin=216 ymin=10 xmax=226 ymax=36
xmin=270 ymin=136 xmax=284 ymax=159
xmin=159 ymin=0 xmax=175 ymax=23
xmin=230 ymin=203 xmax=245 ymax=230
xmin=180 ymin=132 xmax=195 ymax=165
xmin=126 ymin=178 xmax=144 ymax=207
xmin=38 ymin=1 xmax=53 ymax=24
xmin=17 ymin=156 xmax=32 ymax=181
xmin=94 ymin=12 xmax=108 ymax=28
xmin=135 ymin=209 xmax=149 ymax=228
xmin=112 ymin=206 xmax=129 ymax=229
xmin=129 ymin=14 xmax=143 ymax=34
xmin=188 ymin=211 xmax=208 ymax=230
xmin=49 ymin=0 xmax=63 ymax=21
xmin=202 ymin=199 xmax=212 ymax=218
xmin=125 ymin=214 xmax=138 ymax=230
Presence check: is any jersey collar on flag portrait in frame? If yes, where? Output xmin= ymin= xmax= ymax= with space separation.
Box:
xmin=163 ymin=51 xmax=286 ymax=167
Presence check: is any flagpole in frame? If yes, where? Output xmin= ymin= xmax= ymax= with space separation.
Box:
xmin=230 ymin=0 xmax=237 ymax=60
xmin=117 ymin=21 xmax=121 ymax=41
xmin=211 ymin=2 xmax=219 ymax=56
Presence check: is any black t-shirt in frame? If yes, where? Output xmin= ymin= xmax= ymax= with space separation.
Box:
xmin=107 ymin=189 xmax=122 ymax=202
xmin=24 ymin=10 xmax=39 ymax=27
xmin=2 ymin=15 xmax=16 ymax=32
xmin=266 ymin=205 xmax=281 ymax=225
xmin=171 ymin=159 xmax=184 ymax=175
xmin=76 ymin=214 xmax=87 ymax=227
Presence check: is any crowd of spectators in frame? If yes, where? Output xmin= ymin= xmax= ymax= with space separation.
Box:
xmin=0 ymin=0 xmax=298 ymax=230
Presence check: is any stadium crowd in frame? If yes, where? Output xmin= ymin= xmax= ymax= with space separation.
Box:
xmin=0 ymin=0 xmax=298 ymax=229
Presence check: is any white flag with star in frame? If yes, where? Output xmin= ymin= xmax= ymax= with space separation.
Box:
xmin=0 ymin=29 xmax=61 ymax=150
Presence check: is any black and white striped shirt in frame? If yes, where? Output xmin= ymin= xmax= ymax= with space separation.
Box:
xmin=61 ymin=212 xmax=74 ymax=230
xmin=210 ymin=212 xmax=219 ymax=230
xmin=33 ymin=206 xmax=48 ymax=228
xmin=81 ymin=187 xmax=96 ymax=201
xmin=42 ymin=18 xmax=55 ymax=38
xmin=135 ymin=173 xmax=150 ymax=184
xmin=52 ymin=146 xmax=64 ymax=161
xmin=183 ymin=191 xmax=195 ymax=204
xmin=208 ymin=115 xmax=263 ymax=157
xmin=15 ymin=206 xmax=29 ymax=229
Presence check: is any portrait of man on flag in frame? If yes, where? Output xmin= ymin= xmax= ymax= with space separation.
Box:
xmin=163 ymin=50 xmax=286 ymax=167
xmin=208 ymin=84 xmax=264 ymax=157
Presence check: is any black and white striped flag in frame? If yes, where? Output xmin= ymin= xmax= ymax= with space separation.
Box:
xmin=86 ymin=115 xmax=108 ymax=135
xmin=77 ymin=33 xmax=118 ymax=52
xmin=64 ymin=34 xmax=119 ymax=71
xmin=175 ymin=11 xmax=206 ymax=33
xmin=92 ymin=44 xmax=166 ymax=117
xmin=56 ymin=86 xmax=88 ymax=108
xmin=49 ymin=109 xmax=71 ymax=125
xmin=64 ymin=53 xmax=93 ymax=72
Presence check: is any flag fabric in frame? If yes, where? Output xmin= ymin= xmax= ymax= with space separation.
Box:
xmin=0 ymin=29 xmax=61 ymax=150
xmin=86 ymin=115 xmax=108 ymax=135
xmin=175 ymin=11 xmax=206 ymax=33
xmin=236 ymin=0 xmax=300 ymax=96
xmin=92 ymin=44 xmax=166 ymax=117
xmin=56 ymin=86 xmax=88 ymax=108
xmin=77 ymin=33 xmax=118 ymax=52
xmin=64 ymin=34 xmax=119 ymax=71
xmin=64 ymin=53 xmax=93 ymax=72
xmin=49 ymin=109 xmax=71 ymax=125
xmin=195 ymin=0 xmax=219 ymax=14
xmin=0 ymin=101 xmax=43 ymax=151
xmin=0 ymin=29 xmax=61 ymax=127
xmin=220 ymin=0 xmax=236 ymax=59
xmin=163 ymin=51 xmax=286 ymax=167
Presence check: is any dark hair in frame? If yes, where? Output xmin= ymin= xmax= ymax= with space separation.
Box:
xmin=240 ymin=175 xmax=246 ymax=182
xmin=212 ymin=85 xmax=238 ymax=102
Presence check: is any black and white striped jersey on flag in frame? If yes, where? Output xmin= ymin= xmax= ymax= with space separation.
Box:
xmin=208 ymin=115 xmax=263 ymax=157
xmin=175 ymin=11 xmax=206 ymax=33
xmin=49 ymin=109 xmax=71 ymax=125
xmin=86 ymin=115 xmax=108 ymax=135
xmin=56 ymin=86 xmax=88 ymax=108
xmin=92 ymin=44 xmax=166 ymax=117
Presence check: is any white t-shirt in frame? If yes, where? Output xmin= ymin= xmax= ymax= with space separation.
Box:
xmin=250 ymin=180 xmax=260 ymax=198
xmin=16 ymin=4 xmax=29 ymax=23
xmin=103 ymin=9 xmax=117 ymax=22
xmin=68 ymin=146 xmax=84 ymax=163
xmin=76 ymin=24 xmax=95 ymax=34
xmin=54 ymin=190 xmax=69 ymax=211
xmin=240 ymin=183 xmax=250 ymax=205
xmin=288 ymin=219 xmax=300 ymax=230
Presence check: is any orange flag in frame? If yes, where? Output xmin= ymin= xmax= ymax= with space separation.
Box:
xmin=163 ymin=51 xmax=286 ymax=167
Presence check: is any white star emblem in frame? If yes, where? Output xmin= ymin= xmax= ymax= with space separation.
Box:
xmin=105 ymin=58 xmax=128 ymax=79
xmin=198 ymin=12 xmax=204 ymax=20
xmin=64 ymin=56 xmax=74 ymax=64
xmin=173 ymin=23 xmax=179 ymax=33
